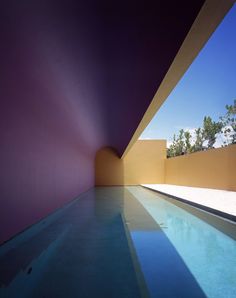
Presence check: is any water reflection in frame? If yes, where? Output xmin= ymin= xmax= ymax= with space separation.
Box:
xmin=127 ymin=186 xmax=236 ymax=298
xmin=0 ymin=187 xmax=141 ymax=298
xmin=1 ymin=186 xmax=234 ymax=298
xmin=122 ymin=188 xmax=206 ymax=298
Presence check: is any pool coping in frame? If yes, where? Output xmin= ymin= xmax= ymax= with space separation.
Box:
xmin=141 ymin=184 xmax=236 ymax=223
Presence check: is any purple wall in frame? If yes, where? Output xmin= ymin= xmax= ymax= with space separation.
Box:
xmin=0 ymin=0 xmax=204 ymax=243
xmin=0 ymin=1 xmax=104 ymax=243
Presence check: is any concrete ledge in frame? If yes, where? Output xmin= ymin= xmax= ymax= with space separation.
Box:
xmin=141 ymin=184 xmax=236 ymax=222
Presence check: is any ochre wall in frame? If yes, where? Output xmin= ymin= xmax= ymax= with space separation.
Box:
xmin=165 ymin=145 xmax=236 ymax=191
xmin=96 ymin=141 xmax=236 ymax=191
xmin=123 ymin=140 xmax=166 ymax=185
xmin=95 ymin=140 xmax=166 ymax=186
xmin=95 ymin=148 xmax=124 ymax=186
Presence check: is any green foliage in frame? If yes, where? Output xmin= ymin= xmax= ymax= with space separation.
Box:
xmin=203 ymin=116 xmax=223 ymax=149
xmin=192 ymin=127 xmax=204 ymax=152
xmin=167 ymin=100 xmax=235 ymax=158
xmin=167 ymin=129 xmax=193 ymax=157
xmin=220 ymin=99 xmax=236 ymax=144
xmin=184 ymin=130 xmax=192 ymax=153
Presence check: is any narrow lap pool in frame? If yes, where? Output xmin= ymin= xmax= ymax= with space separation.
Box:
xmin=0 ymin=186 xmax=235 ymax=297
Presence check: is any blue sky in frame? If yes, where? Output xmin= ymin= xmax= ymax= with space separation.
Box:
xmin=140 ymin=4 xmax=236 ymax=142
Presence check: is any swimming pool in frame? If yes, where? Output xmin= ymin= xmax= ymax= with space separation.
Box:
xmin=0 ymin=186 xmax=235 ymax=297
xmin=125 ymin=186 xmax=236 ymax=298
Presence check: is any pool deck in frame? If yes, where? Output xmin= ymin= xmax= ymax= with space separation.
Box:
xmin=141 ymin=184 xmax=236 ymax=221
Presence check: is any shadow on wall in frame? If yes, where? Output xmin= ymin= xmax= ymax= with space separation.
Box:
xmin=95 ymin=140 xmax=166 ymax=186
xmin=95 ymin=141 xmax=236 ymax=191
xmin=95 ymin=147 xmax=124 ymax=186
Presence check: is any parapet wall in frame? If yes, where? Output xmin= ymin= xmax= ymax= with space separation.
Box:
xmin=95 ymin=140 xmax=166 ymax=185
xmin=96 ymin=141 xmax=236 ymax=191
xmin=165 ymin=144 xmax=236 ymax=191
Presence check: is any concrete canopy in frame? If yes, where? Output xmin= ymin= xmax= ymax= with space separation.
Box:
xmin=1 ymin=0 xmax=232 ymax=243
xmin=0 ymin=0 xmax=205 ymax=154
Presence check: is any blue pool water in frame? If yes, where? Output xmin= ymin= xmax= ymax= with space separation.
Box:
xmin=126 ymin=186 xmax=236 ymax=298
xmin=0 ymin=186 xmax=235 ymax=297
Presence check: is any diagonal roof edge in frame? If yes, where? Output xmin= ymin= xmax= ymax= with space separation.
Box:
xmin=121 ymin=0 xmax=235 ymax=159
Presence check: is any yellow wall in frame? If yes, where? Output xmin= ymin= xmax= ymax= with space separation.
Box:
xmin=96 ymin=141 xmax=236 ymax=191
xmin=95 ymin=147 xmax=124 ymax=186
xmin=123 ymin=140 xmax=166 ymax=185
xmin=95 ymin=140 xmax=166 ymax=186
xmin=165 ymin=145 xmax=236 ymax=191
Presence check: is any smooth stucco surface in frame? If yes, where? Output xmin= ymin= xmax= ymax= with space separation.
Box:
xmin=1 ymin=0 xmax=234 ymax=245
xmin=0 ymin=0 xmax=205 ymax=244
xmin=165 ymin=145 xmax=236 ymax=191
xmin=95 ymin=140 xmax=166 ymax=186
xmin=96 ymin=143 xmax=236 ymax=192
